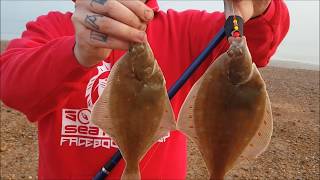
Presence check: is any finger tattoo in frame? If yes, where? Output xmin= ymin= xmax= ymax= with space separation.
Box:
xmin=90 ymin=31 xmax=108 ymax=42
xmin=85 ymin=14 xmax=103 ymax=30
xmin=90 ymin=0 xmax=107 ymax=7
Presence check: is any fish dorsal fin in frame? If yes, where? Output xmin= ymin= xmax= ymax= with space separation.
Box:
xmin=236 ymin=93 xmax=273 ymax=163
xmin=176 ymin=76 xmax=205 ymax=146
xmin=90 ymin=60 xmax=121 ymax=141
xmin=235 ymin=65 xmax=273 ymax=164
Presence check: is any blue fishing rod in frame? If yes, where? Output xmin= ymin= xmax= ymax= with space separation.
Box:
xmin=93 ymin=28 xmax=226 ymax=180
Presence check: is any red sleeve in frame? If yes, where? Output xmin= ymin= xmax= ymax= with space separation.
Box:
xmin=188 ymin=0 xmax=290 ymax=68
xmin=245 ymin=0 xmax=290 ymax=67
xmin=0 ymin=11 xmax=92 ymax=121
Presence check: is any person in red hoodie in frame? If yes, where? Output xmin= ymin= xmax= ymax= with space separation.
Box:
xmin=0 ymin=0 xmax=289 ymax=179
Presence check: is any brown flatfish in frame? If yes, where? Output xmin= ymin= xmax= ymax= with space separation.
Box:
xmin=177 ymin=37 xmax=273 ymax=179
xmin=91 ymin=42 xmax=176 ymax=180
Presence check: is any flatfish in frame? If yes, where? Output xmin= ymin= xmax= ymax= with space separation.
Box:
xmin=91 ymin=42 xmax=176 ymax=179
xmin=177 ymin=37 xmax=273 ymax=179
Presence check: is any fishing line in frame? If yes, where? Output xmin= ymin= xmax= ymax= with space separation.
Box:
xmin=224 ymin=1 xmax=244 ymax=38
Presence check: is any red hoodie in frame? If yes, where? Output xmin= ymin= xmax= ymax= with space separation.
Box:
xmin=0 ymin=0 xmax=289 ymax=179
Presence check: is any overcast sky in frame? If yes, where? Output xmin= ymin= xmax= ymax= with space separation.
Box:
xmin=1 ymin=0 xmax=319 ymax=65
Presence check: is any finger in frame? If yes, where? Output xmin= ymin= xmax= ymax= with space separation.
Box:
xmin=224 ymin=0 xmax=234 ymax=19
xmin=88 ymin=30 xmax=130 ymax=50
xmin=118 ymin=0 xmax=154 ymax=22
xmin=76 ymin=23 xmax=129 ymax=50
xmin=85 ymin=0 xmax=146 ymax=30
xmin=73 ymin=10 xmax=146 ymax=43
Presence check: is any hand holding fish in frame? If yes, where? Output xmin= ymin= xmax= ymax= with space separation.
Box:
xmin=72 ymin=0 xmax=153 ymax=67
xmin=224 ymin=0 xmax=272 ymax=22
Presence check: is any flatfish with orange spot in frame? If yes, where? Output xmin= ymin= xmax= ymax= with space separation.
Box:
xmin=177 ymin=37 xmax=273 ymax=179
xmin=91 ymin=42 xmax=176 ymax=180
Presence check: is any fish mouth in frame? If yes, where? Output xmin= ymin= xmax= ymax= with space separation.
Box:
xmin=226 ymin=36 xmax=246 ymax=59
xmin=129 ymin=43 xmax=147 ymax=55
xmin=227 ymin=46 xmax=244 ymax=59
xmin=127 ymin=42 xmax=164 ymax=87
xmin=225 ymin=36 xmax=253 ymax=85
xmin=228 ymin=36 xmax=246 ymax=47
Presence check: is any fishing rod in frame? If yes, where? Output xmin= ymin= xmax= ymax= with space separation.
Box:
xmin=93 ymin=27 xmax=226 ymax=180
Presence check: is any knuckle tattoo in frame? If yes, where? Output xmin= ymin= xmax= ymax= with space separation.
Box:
xmin=85 ymin=14 xmax=103 ymax=30
xmin=90 ymin=0 xmax=108 ymax=7
xmin=90 ymin=31 xmax=108 ymax=42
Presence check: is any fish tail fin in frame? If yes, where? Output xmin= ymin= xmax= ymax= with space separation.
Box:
xmin=122 ymin=163 xmax=141 ymax=180
xmin=209 ymin=174 xmax=225 ymax=180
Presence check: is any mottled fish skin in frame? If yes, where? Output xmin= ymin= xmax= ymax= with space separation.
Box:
xmin=91 ymin=43 xmax=176 ymax=180
xmin=178 ymin=37 xmax=272 ymax=179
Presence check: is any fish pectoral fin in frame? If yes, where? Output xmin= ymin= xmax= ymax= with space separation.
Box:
xmin=152 ymin=95 xmax=177 ymax=143
xmin=177 ymin=76 xmax=204 ymax=146
xmin=235 ymin=94 xmax=273 ymax=164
